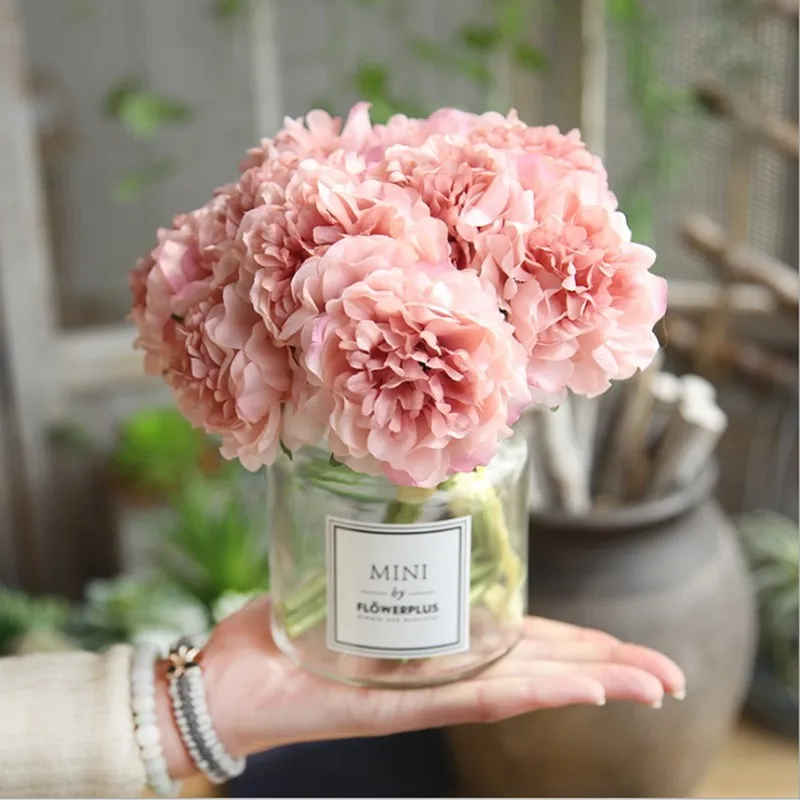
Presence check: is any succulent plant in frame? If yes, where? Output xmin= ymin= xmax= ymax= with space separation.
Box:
xmin=738 ymin=510 xmax=799 ymax=691
xmin=0 ymin=586 xmax=71 ymax=656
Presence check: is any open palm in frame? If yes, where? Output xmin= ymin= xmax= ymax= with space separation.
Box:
xmin=201 ymin=596 xmax=685 ymax=759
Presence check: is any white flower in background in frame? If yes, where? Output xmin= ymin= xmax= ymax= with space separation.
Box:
xmin=212 ymin=591 xmax=258 ymax=623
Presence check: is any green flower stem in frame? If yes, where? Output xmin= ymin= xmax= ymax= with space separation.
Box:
xmin=278 ymin=475 xmax=522 ymax=642
xmin=447 ymin=470 xmax=524 ymax=621
xmin=283 ymin=593 xmax=328 ymax=639
xmin=281 ymin=572 xmax=327 ymax=615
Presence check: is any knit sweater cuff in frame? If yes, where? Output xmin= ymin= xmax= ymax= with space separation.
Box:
xmin=0 ymin=645 xmax=147 ymax=798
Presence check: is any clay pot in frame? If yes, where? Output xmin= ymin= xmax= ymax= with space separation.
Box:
xmin=446 ymin=465 xmax=757 ymax=797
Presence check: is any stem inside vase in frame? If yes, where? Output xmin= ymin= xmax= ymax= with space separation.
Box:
xmin=276 ymin=458 xmax=525 ymax=647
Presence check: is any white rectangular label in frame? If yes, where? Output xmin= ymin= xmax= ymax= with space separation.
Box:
xmin=326 ymin=515 xmax=471 ymax=659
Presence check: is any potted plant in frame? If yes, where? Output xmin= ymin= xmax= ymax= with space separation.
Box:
xmin=447 ymin=372 xmax=758 ymax=797
xmin=0 ymin=585 xmax=73 ymax=655
xmin=158 ymin=474 xmax=270 ymax=619
xmin=739 ymin=511 xmax=799 ymax=738
xmin=107 ymin=406 xmax=230 ymax=576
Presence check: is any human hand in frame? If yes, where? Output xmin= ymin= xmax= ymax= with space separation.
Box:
xmin=157 ymin=596 xmax=685 ymax=780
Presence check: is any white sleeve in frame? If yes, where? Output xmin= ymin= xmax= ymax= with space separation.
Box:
xmin=0 ymin=645 xmax=147 ymax=798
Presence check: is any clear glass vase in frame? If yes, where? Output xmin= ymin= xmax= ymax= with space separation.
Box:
xmin=267 ymin=426 xmax=530 ymax=688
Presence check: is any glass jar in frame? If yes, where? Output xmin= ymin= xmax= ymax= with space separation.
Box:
xmin=267 ymin=425 xmax=530 ymax=688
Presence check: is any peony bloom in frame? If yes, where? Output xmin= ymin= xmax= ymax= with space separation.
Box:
xmin=128 ymin=103 xmax=668 ymax=486
xmin=281 ymin=230 xmax=447 ymax=345
xmin=304 ymin=265 xmax=530 ymax=487
xmin=245 ymin=164 xmax=444 ymax=343
xmin=505 ymin=191 xmax=667 ymax=403
xmin=373 ymin=135 xmax=534 ymax=273
xmin=271 ymin=103 xmax=374 ymax=161
xmin=166 ymin=278 xmax=293 ymax=471
xmin=469 ymin=115 xmax=607 ymax=184
xmin=129 ymin=198 xmax=230 ymax=375
xmin=423 ymin=107 xmax=513 ymax=138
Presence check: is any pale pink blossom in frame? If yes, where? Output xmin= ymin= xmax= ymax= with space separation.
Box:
xmin=505 ymin=192 xmax=667 ymax=402
xmin=373 ymin=136 xmax=534 ymax=272
xmin=166 ymin=280 xmax=293 ymax=471
xmin=469 ymin=116 xmax=607 ymax=185
xmin=423 ymin=107 xmax=512 ymax=137
xmin=281 ymin=232 xmax=447 ymax=345
xmin=130 ymin=199 xmax=230 ymax=375
xmin=304 ymin=266 xmax=530 ymax=487
xmin=245 ymin=165 xmax=445 ymax=342
xmin=271 ymin=103 xmax=374 ymax=161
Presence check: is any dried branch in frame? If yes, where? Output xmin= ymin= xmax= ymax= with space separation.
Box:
xmin=695 ymin=78 xmax=799 ymax=161
xmin=682 ymin=215 xmax=800 ymax=308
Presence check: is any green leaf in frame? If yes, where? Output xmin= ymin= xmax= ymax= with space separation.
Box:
xmin=512 ymin=41 xmax=547 ymax=72
xmin=410 ymin=37 xmax=453 ymax=67
xmin=103 ymin=79 xmax=192 ymax=140
xmin=212 ymin=0 xmax=248 ymax=20
xmin=498 ymin=0 xmax=526 ymax=41
xmin=458 ymin=24 xmax=501 ymax=52
xmin=355 ymin=62 xmax=389 ymax=100
xmin=367 ymin=98 xmax=396 ymax=125
xmin=607 ymin=0 xmax=640 ymax=21
xmin=110 ymin=406 xmax=215 ymax=497
xmin=279 ymin=441 xmax=293 ymax=461
xmin=329 ymin=454 xmax=344 ymax=468
xmin=159 ymin=478 xmax=269 ymax=609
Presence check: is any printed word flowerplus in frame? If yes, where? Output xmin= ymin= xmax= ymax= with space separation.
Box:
xmin=129 ymin=104 xmax=666 ymax=687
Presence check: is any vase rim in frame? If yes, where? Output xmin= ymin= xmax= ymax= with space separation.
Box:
xmin=529 ymin=460 xmax=719 ymax=535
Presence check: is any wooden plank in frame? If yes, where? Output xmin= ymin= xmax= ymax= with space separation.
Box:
xmin=20 ymin=0 xmax=151 ymax=326
xmin=57 ymin=323 xmax=146 ymax=394
xmin=538 ymin=0 xmax=607 ymax=155
xmin=0 ymin=0 xmax=61 ymax=591
xmin=249 ymin=0 xmax=283 ymax=138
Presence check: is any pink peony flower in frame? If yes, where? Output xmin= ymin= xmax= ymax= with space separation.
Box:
xmin=281 ymin=231 xmax=447 ymax=345
xmin=469 ymin=115 xmax=607 ymax=184
xmin=245 ymin=164 xmax=444 ymax=343
xmin=271 ymin=103 xmax=374 ymax=161
xmin=166 ymin=277 xmax=293 ymax=471
xmin=505 ymin=192 xmax=666 ymax=402
xmin=373 ymin=136 xmax=534 ymax=272
xmin=423 ymin=107 xmax=513 ymax=137
xmin=129 ymin=198 xmax=230 ymax=374
xmin=303 ymin=265 xmax=530 ymax=487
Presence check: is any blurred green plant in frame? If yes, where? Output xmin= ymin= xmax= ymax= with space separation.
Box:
xmin=212 ymin=0 xmax=249 ymax=21
xmin=102 ymin=78 xmax=192 ymax=203
xmin=109 ymin=407 xmax=221 ymax=499
xmin=738 ymin=511 xmax=799 ymax=691
xmin=0 ymin=586 xmax=71 ymax=656
xmin=323 ymin=0 xmax=545 ymax=125
xmin=73 ymin=576 xmax=209 ymax=652
xmin=103 ymin=79 xmax=192 ymax=140
xmin=158 ymin=476 xmax=269 ymax=611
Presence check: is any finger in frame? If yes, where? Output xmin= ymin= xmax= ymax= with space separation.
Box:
xmin=528 ymin=661 xmax=666 ymax=706
xmin=403 ymin=674 xmax=608 ymax=730
xmin=514 ymin=639 xmax=686 ymax=696
xmin=523 ymin=617 xmax=620 ymax=646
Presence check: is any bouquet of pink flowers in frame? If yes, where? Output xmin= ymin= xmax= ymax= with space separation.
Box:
xmin=130 ymin=104 xmax=665 ymax=489
xmin=129 ymin=104 xmax=666 ymax=681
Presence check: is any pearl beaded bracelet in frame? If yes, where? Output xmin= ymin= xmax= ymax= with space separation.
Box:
xmin=130 ymin=643 xmax=180 ymax=797
xmin=165 ymin=638 xmax=246 ymax=785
